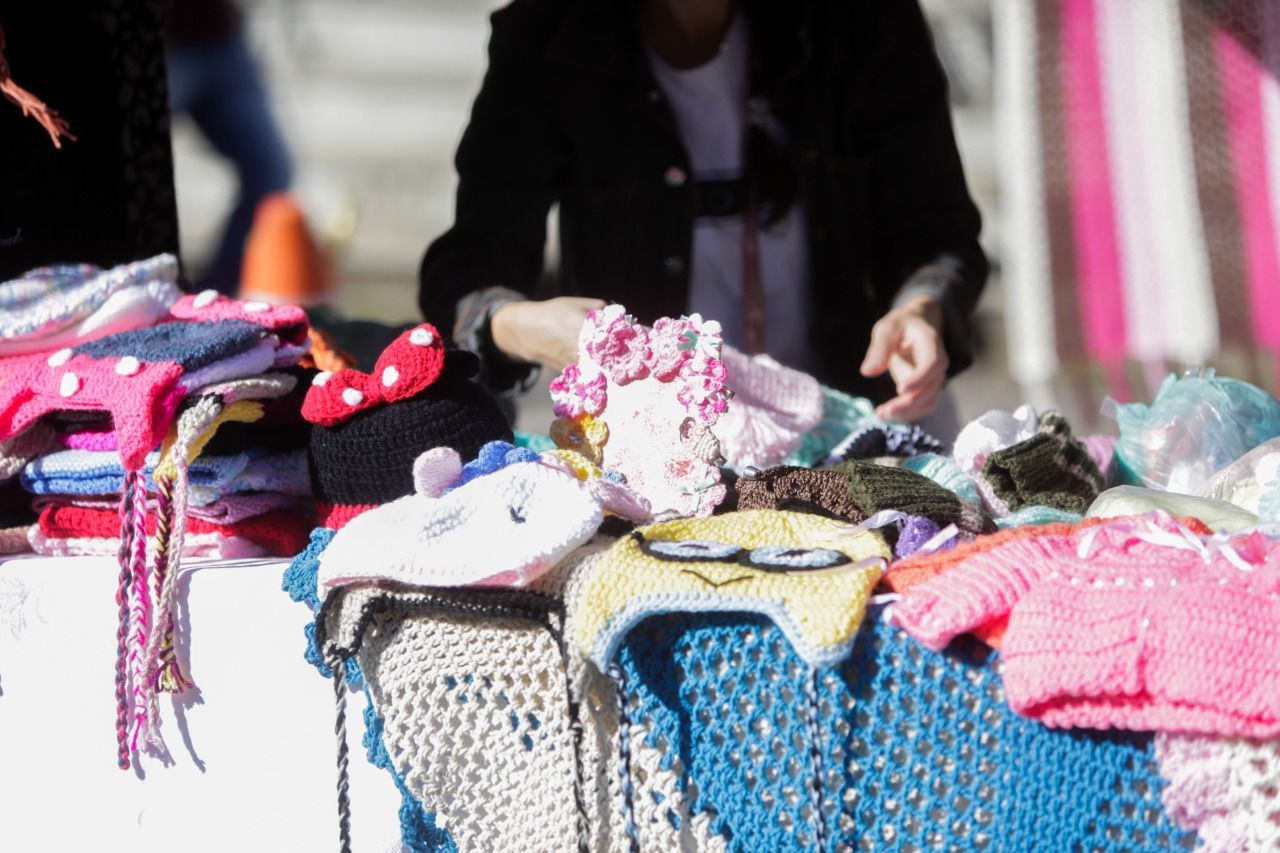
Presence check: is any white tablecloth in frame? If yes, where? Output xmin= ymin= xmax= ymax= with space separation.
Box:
xmin=0 ymin=555 xmax=405 ymax=853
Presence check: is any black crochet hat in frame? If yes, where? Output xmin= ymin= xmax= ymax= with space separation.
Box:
xmin=304 ymin=323 xmax=512 ymax=528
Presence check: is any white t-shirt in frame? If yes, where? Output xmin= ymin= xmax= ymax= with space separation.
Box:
xmin=647 ymin=13 xmax=816 ymax=372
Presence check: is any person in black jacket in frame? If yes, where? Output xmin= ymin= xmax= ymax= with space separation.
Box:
xmin=419 ymin=0 xmax=987 ymax=425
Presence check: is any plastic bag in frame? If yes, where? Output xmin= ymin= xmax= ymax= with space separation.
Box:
xmin=1199 ymin=436 xmax=1280 ymax=519
xmin=1109 ymin=370 xmax=1280 ymax=495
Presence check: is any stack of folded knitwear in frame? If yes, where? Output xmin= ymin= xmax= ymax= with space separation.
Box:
xmin=0 ymin=254 xmax=317 ymax=767
xmin=1 ymin=254 xmax=314 ymax=560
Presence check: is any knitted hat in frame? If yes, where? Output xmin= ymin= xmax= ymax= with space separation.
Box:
xmin=304 ymin=323 xmax=512 ymax=528
xmin=713 ymin=346 xmax=823 ymax=470
xmin=979 ymin=412 xmax=1105 ymax=516
xmin=827 ymin=423 xmax=944 ymax=464
xmin=550 ymin=306 xmax=731 ymax=518
xmin=952 ymin=403 xmax=1040 ymax=476
xmin=573 ymin=509 xmax=891 ymax=670
xmin=0 ymin=292 xmax=308 ymax=470
xmin=0 ymin=254 xmax=180 ymax=356
xmin=837 ymin=460 xmax=997 ymax=535
xmin=316 ymin=446 xmax=603 ymax=590
xmin=735 ymin=465 xmax=868 ymax=522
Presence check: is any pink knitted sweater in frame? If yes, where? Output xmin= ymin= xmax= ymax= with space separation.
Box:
xmin=894 ymin=516 xmax=1280 ymax=737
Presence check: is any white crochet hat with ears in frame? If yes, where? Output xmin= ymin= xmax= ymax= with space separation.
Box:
xmin=317 ymin=447 xmax=603 ymax=591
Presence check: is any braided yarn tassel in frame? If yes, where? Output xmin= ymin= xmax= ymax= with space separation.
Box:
xmin=127 ymin=472 xmax=152 ymax=752
xmin=803 ymin=667 xmax=830 ymax=852
xmin=148 ymin=471 xmax=194 ymax=696
xmin=113 ymin=478 xmax=137 ymax=770
xmin=332 ymin=655 xmax=354 ymax=853
xmin=607 ymin=662 xmax=641 ymax=853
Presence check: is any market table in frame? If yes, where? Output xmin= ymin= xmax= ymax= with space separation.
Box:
xmin=0 ymin=555 xmax=403 ymax=853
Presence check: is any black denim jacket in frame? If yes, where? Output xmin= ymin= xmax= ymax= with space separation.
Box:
xmin=419 ymin=0 xmax=988 ymax=402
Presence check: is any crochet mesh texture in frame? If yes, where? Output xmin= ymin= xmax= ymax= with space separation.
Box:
xmin=321 ymin=550 xmax=732 ymax=853
xmin=610 ymin=608 xmax=1197 ymax=852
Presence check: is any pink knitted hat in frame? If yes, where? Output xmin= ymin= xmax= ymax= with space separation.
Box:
xmin=0 ymin=292 xmax=307 ymax=470
xmin=713 ymin=346 xmax=824 ymax=470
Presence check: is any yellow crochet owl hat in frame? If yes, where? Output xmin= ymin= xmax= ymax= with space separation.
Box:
xmin=573 ymin=509 xmax=890 ymax=670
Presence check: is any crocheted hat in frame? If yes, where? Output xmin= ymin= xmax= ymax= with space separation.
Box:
xmin=735 ymin=465 xmax=868 ymax=522
xmin=573 ymin=509 xmax=891 ymax=670
xmin=979 ymin=412 xmax=1104 ymax=516
xmin=317 ymin=445 xmax=602 ymax=590
xmin=550 ymin=306 xmax=731 ymax=518
xmin=713 ymin=346 xmax=823 ymax=471
xmin=837 ymin=460 xmax=997 ymax=536
xmin=0 ymin=291 xmax=308 ymax=470
xmin=304 ymin=323 xmax=512 ymax=528
xmin=0 ymin=254 xmax=181 ymax=357
xmin=827 ymin=423 xmax=944 ymax=464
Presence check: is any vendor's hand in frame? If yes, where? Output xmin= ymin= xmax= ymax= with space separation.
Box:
xmin=859 ymin=295 xmax=949 ymax=422
xmin=490 ymin=296 xmax=606 ymax=371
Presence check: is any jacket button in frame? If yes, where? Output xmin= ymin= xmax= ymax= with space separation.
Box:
xmin=664 ymin=166 xmax=687 ymax=187
xmin=647 ymin=88 xmax=662 ymax=103
xmin=663 ymin=255 xmax=686 ymax=274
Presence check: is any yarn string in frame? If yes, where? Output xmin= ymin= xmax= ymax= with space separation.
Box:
xmin=332 ymin=654 xmax=353 ymax=853
xmin=802 ymin=667 xmax=830 ymax=852
xmin=607 ymin=662 xmax=640 ymax=853
xmin=127 ymin=471 xmax=151 ymax=752
xmin=548 ymin=617 xmax=591 ymax=853
xmin=113 ymin=475 xmax=137 ymax=770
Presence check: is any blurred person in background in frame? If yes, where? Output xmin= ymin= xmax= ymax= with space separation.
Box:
xmin=167 ymin=0 xmax=293 ymax=295
xmin=419 ymin=0 xmax=987 ymax=433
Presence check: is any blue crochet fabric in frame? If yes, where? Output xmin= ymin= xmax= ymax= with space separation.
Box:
xmin=282 ymin=526 xmax=362 ymax=686
xmin=454 ymin=440 xmax=540 ymax=489
xmin=612 ymin=607 xmax=1196 ymax=852
xmin=71 ymin=318 xmax=266 ymax=369
xmin=283 ymin=527 xmax=335 ymax=612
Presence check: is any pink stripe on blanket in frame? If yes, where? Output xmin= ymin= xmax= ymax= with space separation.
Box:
xmin=1061 ymin=0 xmax=1129 ymax=367
xmin=1216 ymin=29 xmax=1280 ymax=348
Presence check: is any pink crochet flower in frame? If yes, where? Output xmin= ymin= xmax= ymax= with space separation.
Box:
xmin=646 ymin=316 xmax=693 ymax=380
xmin=549 ymin=364 xmax=608 ymax=418
xmin=677 ymin=373 xmax=731 ymax=426
xmin=584 ymin=307 xmax=652 ymax=385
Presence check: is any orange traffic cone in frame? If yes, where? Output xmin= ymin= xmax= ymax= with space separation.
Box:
xmin=238 ymin=193 xmax=331 ymax=306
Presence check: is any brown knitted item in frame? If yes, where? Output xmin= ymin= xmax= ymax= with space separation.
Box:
xmin=735 ymin=466 xmax=868 ymax=522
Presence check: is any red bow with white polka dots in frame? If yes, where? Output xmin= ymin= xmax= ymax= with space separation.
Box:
xmin=301 ymin=323 xmax=446 ymax=426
